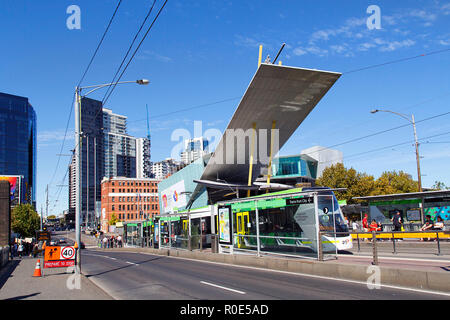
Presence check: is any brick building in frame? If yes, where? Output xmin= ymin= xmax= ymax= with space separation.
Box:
xmin=101 ymin=177 xmax=160 ymax=232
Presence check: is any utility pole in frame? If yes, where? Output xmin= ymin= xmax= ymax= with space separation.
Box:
xmin=46 ymin=184 xmax=49 ymax=224
xmin=40 ymin=205 xmax=43 ymax=231
xmin=75 ymin=87 xmax=82 ymax=273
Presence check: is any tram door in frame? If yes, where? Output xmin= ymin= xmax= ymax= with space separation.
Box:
xmin=236 ymin=211 xmax=250 ymax=248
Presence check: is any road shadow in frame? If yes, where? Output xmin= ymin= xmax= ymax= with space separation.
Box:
xmin=4 ymin=292 xmax=41 ymax=300
xmin=84 ymin=256 xmax=164 ymax=278
xmin=0 ymin=259 xmax=21 ymax=290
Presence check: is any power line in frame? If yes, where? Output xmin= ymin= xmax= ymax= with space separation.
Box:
xmin=101 ymin=0 xmax=157 ymax=105
xmin=343 ymin=47 xmax=450 ymax=75
xmin=102 ymin=0 xmax=169 ymax=106
xmin=77 ymin=0 xmax=123 ymax=87
xmin=127 ymin=96 xmax=242 ymax=123
xmin=47 ymin=93 xmax=75 ymax=188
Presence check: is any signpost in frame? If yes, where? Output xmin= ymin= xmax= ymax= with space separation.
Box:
xmin=44 ymin=245 xmax=76 ymax=269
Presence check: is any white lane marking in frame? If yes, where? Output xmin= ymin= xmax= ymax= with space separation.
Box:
xmin=125 ymin=261 xmax=138 ymax=266
xmin=130 ymin=252 xmax=450 ymax=298
xmin=200 ymin=281 xmax=246 ymax=295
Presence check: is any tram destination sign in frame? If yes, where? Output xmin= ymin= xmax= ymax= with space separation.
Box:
xmin=286 ymin=197 xmax=314 ymax=206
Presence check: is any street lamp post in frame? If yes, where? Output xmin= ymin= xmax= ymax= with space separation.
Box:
xmin=371 ymin=109 xmax=424 ymax=221
xmin=74 ymin=79 xmax=149 ymax=273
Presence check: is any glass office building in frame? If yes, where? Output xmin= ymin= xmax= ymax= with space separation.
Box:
xmin=0 ymin=92 xmax=37 ymax=205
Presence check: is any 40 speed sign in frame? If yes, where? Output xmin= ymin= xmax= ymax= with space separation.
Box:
xmin=60 ymin=246 xmax=76 ymax=260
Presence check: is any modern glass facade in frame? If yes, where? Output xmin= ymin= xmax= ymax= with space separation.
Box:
xmin=0 ymin=92 xmax=37 ymax=205
xmin=271 ymin=155 xmax=318 ymax=180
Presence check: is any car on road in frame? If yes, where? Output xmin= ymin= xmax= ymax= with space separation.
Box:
xmin=59 ymin=238 xmax=66 ymax=244
xmin=49 ymin=240 xmax=57 ymax=246
xmin=80 ymin=242 xmax=85 ymax=249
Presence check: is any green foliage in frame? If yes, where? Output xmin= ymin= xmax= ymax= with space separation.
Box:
xmin=11 ymin=204 xmax=40 ymax=237
xmin=316 ymin=163 xmax=419 ymax=204
xmin=431 ymin=181 xmax=447 ymax=190
xmin=109 ymin=213 xmax=119 ymax=226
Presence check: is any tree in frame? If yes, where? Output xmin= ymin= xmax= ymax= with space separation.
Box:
xmin=109 ymin=213 xmax=119 ymax=226
xmin=373 ymin=171 xmax=418 ymax=195
xmin=316 ymin=164 xmax=419 ymax=203
xmin=11 ymin=204 xmax=40 ymax=237
xmin=315 ymin=163 xmax=376 ymax=204
xmin=431 ymin=181 xmax=447 ymax=190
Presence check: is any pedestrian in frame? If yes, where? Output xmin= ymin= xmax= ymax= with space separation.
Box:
xmin=432 ymin=216 xmax=444 ymax=231
xmin=17 ymin=242 xmax=24 ymax=258
xmin=369 ymin=219 xmax=379 ymax=232
xmin=102 ymin=236 xmax=108 ymax=248
xmin=13 ymin=242 xmax=18 ymax=257
xmin=391 ymin=211 xmax=403 ymax=232
xmin=351 ymin=220 xmax=359 ymax=231
xmin=362 ymin=214 xmax=369 ymax=232
xmin=420 ymin=215 xmax=434 ymax=241
xmin=32 ymin=242 xmax=39 ymax=258
xmin=117 ymin=235 xmax=122 ymax=248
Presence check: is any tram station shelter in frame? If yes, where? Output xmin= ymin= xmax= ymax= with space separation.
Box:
xmin=158 ymin=63 xmax=341 ymax=214
xmin=155 ymin=62 xmax=343 ymax=256
xmin=354 ymin=190 xmax=450 ymax=228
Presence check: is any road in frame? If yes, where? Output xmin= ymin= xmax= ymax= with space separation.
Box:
xmin=50 ymin=232 xmax=449 ymax=300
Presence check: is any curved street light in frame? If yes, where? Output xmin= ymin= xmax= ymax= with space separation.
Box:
xmin=370 ymin=108 xmax=424 ymax=222
xmin=74 ymin=79 xmax=149 ymax=272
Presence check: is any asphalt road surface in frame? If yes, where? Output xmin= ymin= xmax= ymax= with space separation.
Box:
xmin=51 ymin=232 xmax=449 ymax=300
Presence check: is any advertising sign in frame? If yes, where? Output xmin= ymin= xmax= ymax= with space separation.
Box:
xmin=218 ymin=206 xmax=232 ymax=244
xmin=160 ymin=180 xmax=187 ymax=214
xmin=0 ymin=175 xmax=22 ymax=206
xmin=44 ymin=246 xmax=76 ymax=268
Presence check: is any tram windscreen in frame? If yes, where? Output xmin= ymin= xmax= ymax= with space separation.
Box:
xmin=317 ymin=192 xmax=349 ymax=236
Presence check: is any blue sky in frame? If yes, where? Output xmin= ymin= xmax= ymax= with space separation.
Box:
xmin=1 ymin=0 xmax=449 ymax=215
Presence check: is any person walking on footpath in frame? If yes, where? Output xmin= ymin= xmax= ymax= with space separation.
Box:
xmin=17 ymin=242 xmax=24 ymax=258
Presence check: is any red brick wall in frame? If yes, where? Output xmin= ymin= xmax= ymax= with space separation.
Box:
xmin=101 ymin=178 xmax=160 ymax=232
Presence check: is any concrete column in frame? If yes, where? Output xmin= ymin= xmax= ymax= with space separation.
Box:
xmin=0 ymin=181 xmax=11 ymax=247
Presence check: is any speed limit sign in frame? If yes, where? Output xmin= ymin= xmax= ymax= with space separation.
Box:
xmin=60 ymin=246 xmax=76 ymax=260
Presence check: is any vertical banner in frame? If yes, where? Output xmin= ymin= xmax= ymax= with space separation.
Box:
xmin=218 ymin=205 xmax=232 ymax=244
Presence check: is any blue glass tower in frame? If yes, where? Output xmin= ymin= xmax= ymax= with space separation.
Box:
xmin=0 ymin=92 xmax=37 ymax=206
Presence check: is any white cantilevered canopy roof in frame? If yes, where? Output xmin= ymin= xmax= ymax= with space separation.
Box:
xmin=200 ymin=63 xmax=341 ymax=185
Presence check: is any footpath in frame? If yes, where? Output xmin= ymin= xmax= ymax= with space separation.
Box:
xmin=0 ymin=255 xmax=112 ymax=300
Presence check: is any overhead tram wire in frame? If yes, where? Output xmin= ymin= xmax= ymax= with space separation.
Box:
xmin=101 ymin=0 xmax=157 ymax=105
xmin=47 ymin=93 xmax=75 ymax=188
xmin=343 ymin=47 xmax=450 ymax=75
xmin=50 ymin=1 xmax=168 ymax=213
xmin=102 ymin=0 xmax=169 ymax=107
xmin=297 ymin=108 xmax=450 ymax=161
xmin=127 ymin=96 xmax=242 ymax=124
xmin=319 ymin=130 xmax=450 ymax=166
xmin=76 ymin=0 xmax=123 ymax=88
